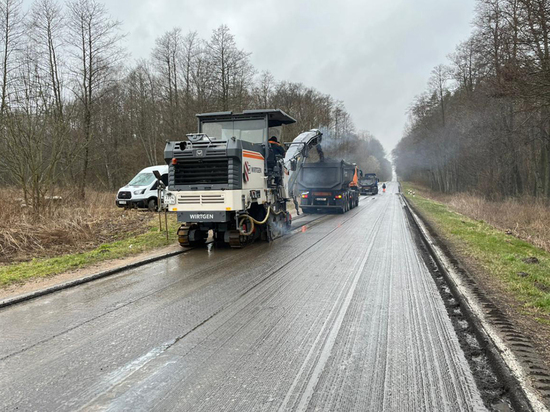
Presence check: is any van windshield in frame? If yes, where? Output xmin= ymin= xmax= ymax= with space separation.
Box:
xmin=128 ymin=173 xmax=156 ymax=186
xmin=360 ymin=177 xmax=376 ymax=185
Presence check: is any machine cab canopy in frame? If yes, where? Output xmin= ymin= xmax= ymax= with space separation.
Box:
xmin=196 ymin=109 xmax=296 ymax=145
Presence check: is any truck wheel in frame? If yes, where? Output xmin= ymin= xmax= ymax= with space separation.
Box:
xmin=147 ymin=198 xmax=157 ymax=211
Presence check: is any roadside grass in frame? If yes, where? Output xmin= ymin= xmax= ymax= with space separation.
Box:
xmin=0 ymin=213 xmax=180 ymax=288
xmin=402 ymin=183 xmax=550 ymax=315
xmin=406 ymin=184 xmax=550 ymax=253
xmin=0 ymin=188 xmax=160 ymax=264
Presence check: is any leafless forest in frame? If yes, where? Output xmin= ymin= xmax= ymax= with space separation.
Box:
xmin=0 ymin=0 xmax=391 ymax=213
xmin=393 ymin=0 xmax=550 ymax=200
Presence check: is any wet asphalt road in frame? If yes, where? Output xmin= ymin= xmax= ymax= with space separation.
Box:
xmin=0 ymin=182 xmax=486 ymax=411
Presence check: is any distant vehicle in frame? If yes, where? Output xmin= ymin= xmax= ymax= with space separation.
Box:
xmin=359 ymin=173 xmax=379 ymax=195
xmin=297 ymin=159 xmax=360 ymax=214
xmin=116 ymin=165 xmax=169 ymax=210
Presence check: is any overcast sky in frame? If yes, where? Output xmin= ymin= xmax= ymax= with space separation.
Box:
xmin=101 ymin=0 xmax=476 ymax=152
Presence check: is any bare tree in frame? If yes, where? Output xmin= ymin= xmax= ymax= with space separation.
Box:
xmin=152 ymin=27 xmax=183 ymax=137
xmin=29 ymin=0 xmax=65 ymax=119
xmin=180 ymin=30 xmax=199 ymax=131
xmin=126 ymin=60 xmax=162 ymax=165
xmin=252 ymin=70 xmax=274 ymax=108
xmin=0 ymin=0 xmax=24 ymax=116
xmin=207 ymin=25 xmax=253 ymax=111
xmin=67 ymin=0 xmax=124 ymax=197
xmin=191 ymin=39 xmax=214 ymax=114
xmin=1 ymin=38 xmax=68 ymax=212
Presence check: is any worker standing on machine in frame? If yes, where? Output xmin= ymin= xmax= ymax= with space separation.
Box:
xmin=269 ymin=136 xmax=286 ymax=158
xmin=382 ymin=183 xmax=387 ymax=193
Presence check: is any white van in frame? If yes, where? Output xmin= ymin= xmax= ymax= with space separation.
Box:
xmin=116 ymin=165 xmax=169 ymax=210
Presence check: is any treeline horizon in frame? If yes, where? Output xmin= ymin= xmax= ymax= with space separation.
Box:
xmin=393 ymin=0 xmax=550 ymax=200
xmin=0 ymin=0 xmax=389 ymax=212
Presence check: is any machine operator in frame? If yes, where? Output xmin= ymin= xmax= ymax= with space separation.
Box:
xmin=269 ymin=136 xmax=286 ymax=158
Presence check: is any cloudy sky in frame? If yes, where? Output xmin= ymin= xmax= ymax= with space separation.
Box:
xmin=102 ymin=0 xmax=476 ymax=152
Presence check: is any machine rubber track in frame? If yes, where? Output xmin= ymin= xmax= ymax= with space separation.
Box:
xmin=228 ymin=230 xmax=245 ymax=248
xmin=177 ymin=224 xmax=206 ymax=248
xmin=177 ymin=225 xmax=191 ymax=247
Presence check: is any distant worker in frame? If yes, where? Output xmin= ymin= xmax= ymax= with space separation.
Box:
xmin=382 ymin=183 xmax=387 ymax=193
xmin=269 ymin=136 xmax=286 ymax=159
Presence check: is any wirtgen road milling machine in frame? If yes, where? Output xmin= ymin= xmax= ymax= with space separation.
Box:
xmin=163 ymin=109 xmax=322 ymax=248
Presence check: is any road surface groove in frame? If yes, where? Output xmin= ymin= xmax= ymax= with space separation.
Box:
xmin=0 ymin=183 xmax=487 ymax=411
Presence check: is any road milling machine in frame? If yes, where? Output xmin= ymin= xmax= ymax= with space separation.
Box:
xmin=163 ymin=109 xmax=323 ymax=248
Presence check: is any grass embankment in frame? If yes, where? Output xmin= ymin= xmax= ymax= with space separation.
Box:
xmin=403 ymin=183 xmax=550 ymax=317
xmin=0 ymin=187 xmax=180 ymax=288
xmin=0 ymin=214 xmax=179 ymax=288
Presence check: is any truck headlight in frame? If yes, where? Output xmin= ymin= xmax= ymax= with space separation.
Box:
xmin=133 ymin=189 xmax=146 ymax=195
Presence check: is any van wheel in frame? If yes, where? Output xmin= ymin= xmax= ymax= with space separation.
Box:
xmin=147 ymin=198 xmax=157 ymax=211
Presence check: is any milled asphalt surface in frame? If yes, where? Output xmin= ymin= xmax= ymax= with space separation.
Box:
xmin=0 ymin=182 xmax=487 ymax=411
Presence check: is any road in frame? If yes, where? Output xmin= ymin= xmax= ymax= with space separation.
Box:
xmin=0 ymin=182 xmax=487 ymax=411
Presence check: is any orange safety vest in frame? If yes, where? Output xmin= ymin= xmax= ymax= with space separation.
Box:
xmin=349 ymin=168 xmax=359 ymax=187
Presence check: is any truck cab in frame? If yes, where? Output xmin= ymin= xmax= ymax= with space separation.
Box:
xmin=359 ymin=173 xmax=379 ymax=195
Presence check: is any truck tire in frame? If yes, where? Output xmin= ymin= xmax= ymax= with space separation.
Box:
xmin=340 ymin=202 xmax=346 ymax=214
